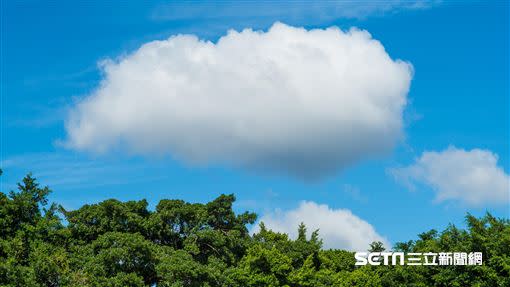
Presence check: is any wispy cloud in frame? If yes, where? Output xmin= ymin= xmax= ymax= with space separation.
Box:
xmin=8 ymin=101 xmax=69 ymax=128
xmin=342 ymin=184 xmax=368 ymax=203
xmin=10 ymin=65 xmax=100 ymax=129
xmin=22 ymin=65 xmax=99 ymax=90
xmin=151 ymin=1 xmax=440 ymax=27
xmin=0 ymin=152 xmax=169 ymax=191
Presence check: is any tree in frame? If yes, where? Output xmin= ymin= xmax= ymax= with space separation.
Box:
xmin=368 ymin=241 xmax=385 ymax=253
xmin=1 ymin=172 xmax=509 ymax=287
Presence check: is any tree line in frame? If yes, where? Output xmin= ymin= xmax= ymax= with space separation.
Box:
xmin=1 ymin=171 xmax=509 ymax=286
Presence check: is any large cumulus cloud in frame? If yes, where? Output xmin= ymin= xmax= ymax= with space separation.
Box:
xmin=65 ymin=23 xmax=413 ymax=179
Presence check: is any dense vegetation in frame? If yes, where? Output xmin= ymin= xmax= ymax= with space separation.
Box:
xmin=1 ymin=171 xmax=509 ymax=286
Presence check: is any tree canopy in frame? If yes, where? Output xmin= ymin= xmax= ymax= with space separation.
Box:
xmin=1 ymin=172 xmax=509 ymax=286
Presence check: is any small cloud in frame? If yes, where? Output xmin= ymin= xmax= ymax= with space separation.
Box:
xmin=252 ymin=201 xmax=389 ymax=251
xmin=389 ymin=146 xmax=510 ymax=207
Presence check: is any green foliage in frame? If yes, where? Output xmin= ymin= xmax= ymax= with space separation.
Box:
xmin=368 ymin=241 xmax=386 ymax=253
xmin=0 ymin=172 xmax=509 ymax=286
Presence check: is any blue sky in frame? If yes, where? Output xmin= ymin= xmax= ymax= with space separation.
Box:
xmin=1 ymin=1 xmax=509 ymax=249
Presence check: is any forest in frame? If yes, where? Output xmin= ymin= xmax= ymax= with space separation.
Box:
xmin=1 ymin=171 xmax=509 ymax=287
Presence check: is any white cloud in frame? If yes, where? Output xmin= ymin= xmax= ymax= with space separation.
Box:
xmin=252 ymin=201 xmax=389 ymax=251
xmin=65 ymin=23 xmax=413 ymax=179
xmin=151 ymin=1 xmax=438 ymax=23
xmin=0 ymin=152 xmax=169 ymax=191
xmin=390 ymin=146 xmax=510 ymax=206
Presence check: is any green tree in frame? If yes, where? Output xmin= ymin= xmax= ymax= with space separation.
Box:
xmin=1 ymin=172 xmax=509 ymax=287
